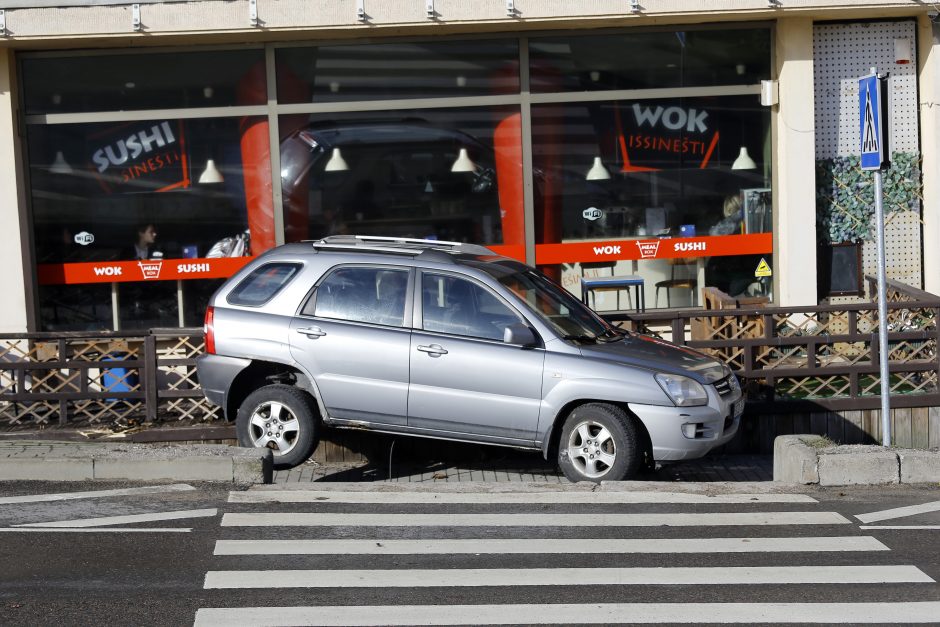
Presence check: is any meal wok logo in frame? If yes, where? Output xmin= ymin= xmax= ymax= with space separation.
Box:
xmin=138 ymin=260 xmax=164 ymax=280
xmin=635 ymin=240 xmax=661 ymax=259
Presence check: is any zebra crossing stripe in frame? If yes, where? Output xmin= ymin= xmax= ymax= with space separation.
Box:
xmin=194 ymin=602 xmax=940 ymax=625
xmin=220 ymin=511 xmax=850 ymax=527
xmin=213 ymin=536 xmax=888 ymax=556
xmin=203 ymin=565 xmax=932 ymax=589
xmin=229 ymin=490 xmax=817 ymax=505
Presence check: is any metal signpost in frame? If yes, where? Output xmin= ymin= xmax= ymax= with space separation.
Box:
xmin=859 ymin=68 xmax=891 ymax=446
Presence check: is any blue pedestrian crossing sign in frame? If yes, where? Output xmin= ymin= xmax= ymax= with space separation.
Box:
xmin=859 ymin=72 xmax=889 ymax=171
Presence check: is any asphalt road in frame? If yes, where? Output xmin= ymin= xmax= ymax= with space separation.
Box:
xmin=0 ymin=481 xmax=938 ymax=626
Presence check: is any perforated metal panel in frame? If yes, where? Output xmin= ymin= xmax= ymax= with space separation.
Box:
xmin=814 ymin=21 xmax=922 ymax=294
xmin=814 ymin=21 xmax=919 ymax=159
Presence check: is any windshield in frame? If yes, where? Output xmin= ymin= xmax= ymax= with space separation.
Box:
xmin=486 ymin=264 xmax=622 ymax=343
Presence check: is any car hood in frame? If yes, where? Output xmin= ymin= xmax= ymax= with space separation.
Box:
xmin=578 ymin=333 xmax=729 ymax=384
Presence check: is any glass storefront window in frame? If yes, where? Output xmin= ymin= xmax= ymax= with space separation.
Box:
xmin=530 ymin=95 xmax=772 ymax=308
xmin=21 ymin=49 xmax=267 ymax=115
xmin=28 ymin=116 xmax=271 ymax=330
xmin=529 ymin=28 xmax=770 ymax=92
xmin=20 ymin=27 xmax=773 ymax=331
xmin=279 ymin=106 xmax=524 ymax=257
xmin=276 ymin=40 xmax=519 ymax=103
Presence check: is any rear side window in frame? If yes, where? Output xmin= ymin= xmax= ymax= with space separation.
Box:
xmin=227 ymin=263 xmax=301 ymax=306
xmin=304 ymin=266 xmax=408 ymax=327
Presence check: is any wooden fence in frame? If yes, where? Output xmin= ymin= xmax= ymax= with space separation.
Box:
xmin=0 ymin=330 xmax=216 ymax=428
xmin=604 ymin=279 xmax=940 ymax=451
xmin=1 ymin=278 xmax=938 ymax=453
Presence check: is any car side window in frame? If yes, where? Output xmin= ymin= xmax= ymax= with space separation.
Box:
xmin=305 ymin=266 xmax=408 ymax=327
xmin=227 ymin=263 xmax=302 ymax=307
xmin=422 ymin=273 xmax=521 ymax=341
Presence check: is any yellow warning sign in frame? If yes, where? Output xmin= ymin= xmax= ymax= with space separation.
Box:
xmin=755 ymin=258 xmax=772 ymax=278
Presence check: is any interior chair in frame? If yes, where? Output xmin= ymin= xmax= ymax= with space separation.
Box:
xmin=655 ymin=258 xmax=698 ymax=308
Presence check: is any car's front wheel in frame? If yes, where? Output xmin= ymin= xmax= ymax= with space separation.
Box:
xmin=557 ymin=403 xmax=641 ymax=482
xmin=236 ymin=384 xmax=319 ymax=470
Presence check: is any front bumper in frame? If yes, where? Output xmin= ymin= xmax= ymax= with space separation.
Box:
xmin=629 ymin=387 xmax=743 ymax=462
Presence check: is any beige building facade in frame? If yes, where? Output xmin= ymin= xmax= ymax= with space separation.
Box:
xmin=0 ymin=0 xmax=935 ymax=333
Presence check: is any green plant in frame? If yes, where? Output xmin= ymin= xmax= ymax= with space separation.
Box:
xmin=815 ymin=152 xmax=922 ymax=245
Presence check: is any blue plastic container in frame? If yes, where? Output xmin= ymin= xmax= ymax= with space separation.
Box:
xmin=102 ymin=353 xmax=139 ymax=402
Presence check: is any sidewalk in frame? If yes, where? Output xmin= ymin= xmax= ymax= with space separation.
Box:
xmin=273 ymin=452 xmax=774 ymax=484
xmin=0 ymin=439 xmax=772 ymax=484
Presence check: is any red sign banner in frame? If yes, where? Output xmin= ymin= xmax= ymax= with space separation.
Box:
xmin=37 ymin=257 xmax=254 ymax=285
xmin=535 ymin=234 xmax=772 ymax=265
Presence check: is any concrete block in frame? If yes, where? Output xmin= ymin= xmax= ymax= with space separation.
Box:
xmin=773 ymin=435 xmax=820 ymax=484
xmin=93 ymin=457 xmax=235 ymax=481
xmin=233 ymin=449 xmax=273 ymax=484
xmin=817 ymin=448 xmax=899 ymax=486
xmin=899 ymin=450 xmax=940 ymax=484
xmin=0 ymin=457 xmax=94 ymax=480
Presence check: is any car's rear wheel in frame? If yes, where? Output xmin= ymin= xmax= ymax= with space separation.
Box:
xmin=236 ymin=384 xmax=319 ymax=470
xmin=557 ymin=403 xmax=641 ymax=483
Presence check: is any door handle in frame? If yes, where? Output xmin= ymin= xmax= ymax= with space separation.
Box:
xmin=417 ymin=344 xmax=448 ymax=356
xmin=296 ymin=326 xmax=327 ymax=338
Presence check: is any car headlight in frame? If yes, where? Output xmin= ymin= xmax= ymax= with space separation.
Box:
xmin=655 ymin=373 xmax=709 ymax=407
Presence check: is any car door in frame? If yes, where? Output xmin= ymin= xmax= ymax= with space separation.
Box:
xmin=289 ymin=264 xmax=412 ymax=426
xmin=408 ymin=270 xmax=545 ymax=443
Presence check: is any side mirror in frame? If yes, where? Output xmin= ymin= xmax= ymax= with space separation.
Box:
xmin=503 ymin=323 xmax=537 ymax=347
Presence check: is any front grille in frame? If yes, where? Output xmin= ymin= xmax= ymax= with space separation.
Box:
xmin=713 ymin=375 xmax=737 ymax=399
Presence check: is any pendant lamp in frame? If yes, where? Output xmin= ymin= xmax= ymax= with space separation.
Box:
xmin=585 ymin=156 xmax=611 ymax=180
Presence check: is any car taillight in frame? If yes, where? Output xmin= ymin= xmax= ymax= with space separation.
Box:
xmin=204 ymin=306 xmax=216 ymax=355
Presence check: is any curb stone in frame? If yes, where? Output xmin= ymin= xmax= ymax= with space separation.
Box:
xmin=0 ymin=440 xmax=272 ymax=484
xmin=773 ymin=434 xmax=940 ymax=486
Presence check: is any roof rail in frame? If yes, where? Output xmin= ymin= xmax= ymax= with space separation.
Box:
xmin=307 ymin=235 xmax=495 ymax=257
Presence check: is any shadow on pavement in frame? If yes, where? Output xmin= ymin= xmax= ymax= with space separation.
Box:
xmin=275 ymin=436 xmax=772 ymax=484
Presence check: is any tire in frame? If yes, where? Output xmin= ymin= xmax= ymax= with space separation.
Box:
xmin=557 ymin=403 xmax=641 ymax=483
xmin=236 ymin=384 xmax=319 ymax=470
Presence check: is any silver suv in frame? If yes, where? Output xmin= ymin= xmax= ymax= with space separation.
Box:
xmin=196 ymin=236 xmax=742 ymax=482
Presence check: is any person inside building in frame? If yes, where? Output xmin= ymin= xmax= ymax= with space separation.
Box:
xmin=125 ymin=223 xmax=160 ymax=260
xmin=709 ymin=194 xmax=744 ymax=236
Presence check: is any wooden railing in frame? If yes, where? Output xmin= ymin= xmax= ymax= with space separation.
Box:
xmin=604 ymin=290 xmax=940 ymax=412
xmin=0 ymin=329 xmax=218 ymax=427
xmin=3 ymin=283 xmax=939 ymax=428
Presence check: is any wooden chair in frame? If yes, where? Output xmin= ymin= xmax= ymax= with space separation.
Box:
xmin=655 ymin=258 xmax=697 ymax=308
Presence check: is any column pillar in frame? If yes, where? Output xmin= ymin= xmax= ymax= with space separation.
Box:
xmin=919 ymin=15 xmax=940 ymax=296
xmin=773 ymin=18 xmax=818 ymax=306
xmin=0 ymin=48 xmax=31 ymax=333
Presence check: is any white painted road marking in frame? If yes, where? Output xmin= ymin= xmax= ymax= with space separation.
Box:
xmin=856 ymin=500 xmax=940 ymax=524
xmin=194 ymin=602 xmax=940 ymax=625
xmin=220 ymin=511 xmax=850 ymax=527
xmin=230 ymin=490 xmax=817 ymax=505
xmin=0 ymin=483 xmax=195 ymax=505
xmin=213 ymin=536 xmax=889 ymax=556
xmin=14 ymin=508 xmax=217 ymax=528
xmin=204 ymin=565 xmax=933 ymax=589
xmin=0 ymin=527 xmax=191 ymax=533
xmin=861 ymin=525 xmax=940 ymax=530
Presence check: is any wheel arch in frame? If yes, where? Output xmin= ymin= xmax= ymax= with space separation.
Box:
xmin=225 ymin=360 xmax=324 ymax=423
xmin=543 ymin=399 xmax=653 ymax=468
